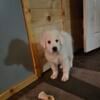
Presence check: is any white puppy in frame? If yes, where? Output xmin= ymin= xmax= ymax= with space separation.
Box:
xmin=40 ymin=29 xmax=73 ymax=82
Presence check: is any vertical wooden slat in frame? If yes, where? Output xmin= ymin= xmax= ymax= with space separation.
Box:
xmin=21 ymin=0 xmax=42 ymax=77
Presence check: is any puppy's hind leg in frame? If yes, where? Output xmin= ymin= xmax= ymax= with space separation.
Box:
xmin=69 ymin=55 xmax=73 ymax=68
xmin=61 ymin=58 xmax=70 ymax=82
xmin=50 ymin=63 xmax=58 ymax=80
xmin=68 ymin=45 xmax=73 ymax=68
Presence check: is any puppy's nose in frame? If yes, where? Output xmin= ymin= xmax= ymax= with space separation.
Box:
xmin=52 ymin=46 xmax=57 ymax=52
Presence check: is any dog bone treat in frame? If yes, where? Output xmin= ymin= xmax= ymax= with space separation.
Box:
xmin=38 ymin=91 xmax=55 ymax=100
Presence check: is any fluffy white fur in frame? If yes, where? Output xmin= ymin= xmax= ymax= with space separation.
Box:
xmin=40 ymin=29 xmax=73 ymax=82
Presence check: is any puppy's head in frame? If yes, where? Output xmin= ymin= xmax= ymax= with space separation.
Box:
xmin=40 ymin=30 xmax=64 ymax=54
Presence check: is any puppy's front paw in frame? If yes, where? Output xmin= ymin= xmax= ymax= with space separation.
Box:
xmin=61 ymin=74 xmax=69 ymax=82
xmin=50 ymin=72 xmax=58 ymax=79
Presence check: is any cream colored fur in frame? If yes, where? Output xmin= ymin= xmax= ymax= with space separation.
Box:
xmin=40 ymin=29 xmax=73 ymax=82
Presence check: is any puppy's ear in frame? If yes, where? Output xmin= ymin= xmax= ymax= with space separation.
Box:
xmin=40 ymin=33 xmax=46 ymax=48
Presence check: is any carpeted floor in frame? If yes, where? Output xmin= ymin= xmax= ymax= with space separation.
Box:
xmin=8 ymin=49 xmax=100 ymax=100
xmin=14 ymin=82 xmax=83 ymax=100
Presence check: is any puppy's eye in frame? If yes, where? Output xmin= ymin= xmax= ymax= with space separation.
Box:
xmin=48 ymin=40 xmax=51 ymax=44
xmin=56 ymin=39 xmax=59 ymax=43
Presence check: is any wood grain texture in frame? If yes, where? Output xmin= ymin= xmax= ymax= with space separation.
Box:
xmin=62 ymin=0 xmax=71 ymax=32
xmin=0 ymin=75 xmax=37 ymax=100
xmin=29 ymin=0 xmax=61 ymax=9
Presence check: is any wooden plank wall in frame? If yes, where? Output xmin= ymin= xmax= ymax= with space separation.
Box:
xmin=29 ymin=0 xmax=63 ymax=42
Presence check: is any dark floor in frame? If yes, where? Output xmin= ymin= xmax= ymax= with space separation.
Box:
xmin=8 ymin=49 xmax=100 ymax=100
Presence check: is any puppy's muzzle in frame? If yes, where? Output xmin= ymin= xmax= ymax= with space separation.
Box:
xmin=52 ymin=46 xmax=58 ymax=52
